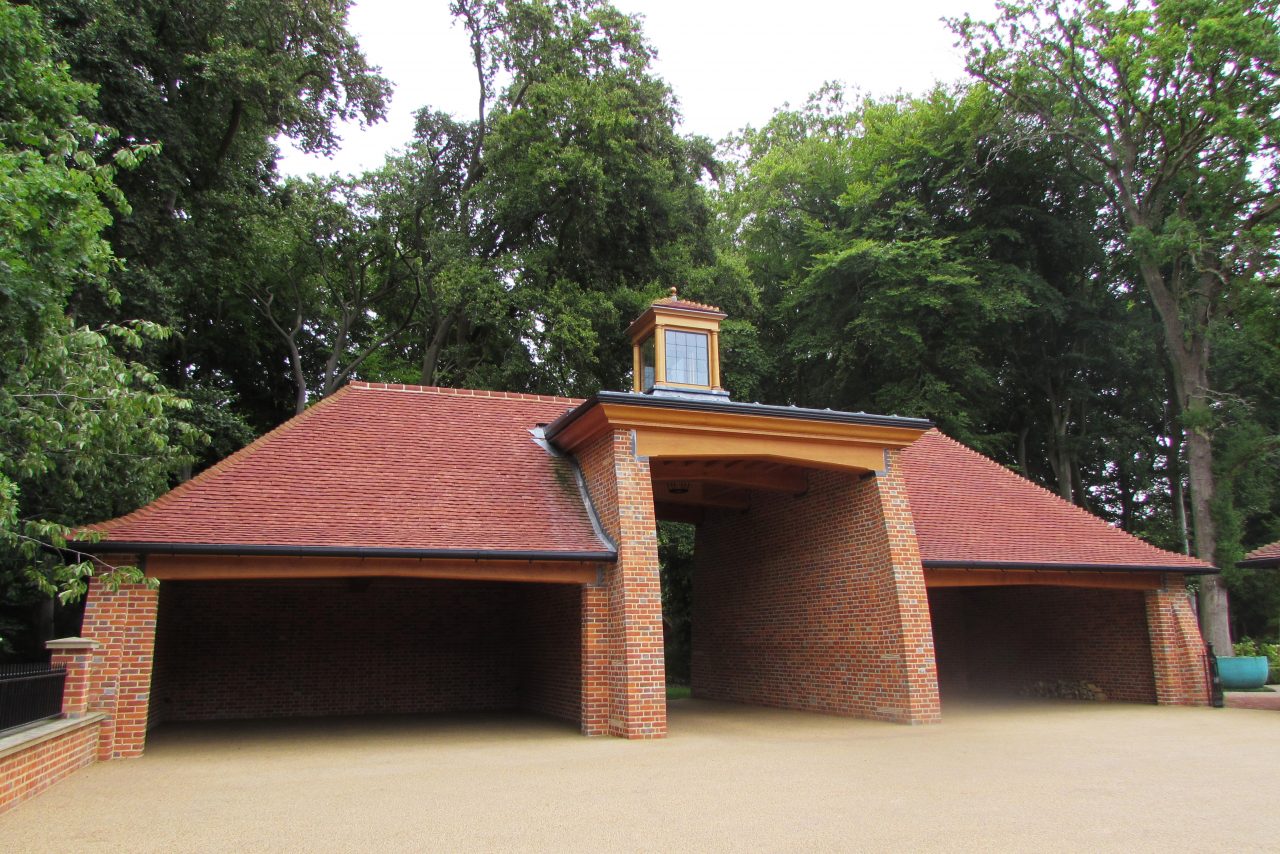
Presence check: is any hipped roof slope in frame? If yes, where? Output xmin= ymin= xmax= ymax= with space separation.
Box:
xmin=87 ymin=383 xmax=609 ymax=557
xmin=1242 ymin=540 xmax=1280 ymax=568
xmin=900 ymin=430 xmax=1212 ymax=572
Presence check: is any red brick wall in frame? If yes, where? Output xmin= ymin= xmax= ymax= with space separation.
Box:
xmin=926 ymin=586 xmax=1157 ymax=703
xmin=0 ymin=719 xmax=102 ymax=814
xmin=1145 ymin=577 xmax=1210 ymax=706
xmin=580 ymin=584 xmax=610 ymax=735
xmin=150 ymin=578 xmax=583 ymax=724
xmin=516 ymin=584 xmax=582 ymax=723
xmin=693 ymin=462 xmax=940 ymax=724
xmin=576 ymin=429 xmax=666 ymax=738
xmin=81 ymin=576 xmax=157 ymax=758
xmin=577 ymin=432 xmax=620 ymax=736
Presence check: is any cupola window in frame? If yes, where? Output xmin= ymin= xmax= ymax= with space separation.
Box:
xmin=626 ymin=287 xmax=728 ymax=399
xmin=665 ymin=329 xmax=709 ymax=386
xmin=640 ymin=334 xmax=656 ymax=392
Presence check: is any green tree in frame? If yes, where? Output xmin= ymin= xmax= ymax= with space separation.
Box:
xmin=31 ymin=0 xmax=392 ymax=432
xmin=1212 ymin=279 xmax=1280 ymax=638
xmin=952 ymin=0 xmax=1280 ymax=651
xmin=251 ymin=0 xmax=726 ymax=404
xmin=721 ymin=87 xmax=1037 ymax=446
xmin=0 ymin=4 xmax=195 ymax=654
xmin=719 ymin=84 xmax=1191 ymax=535
xmin=380 ymin=0 xmax=719 ymax=396
xmin=237 ymin=176 xmax=424 ymax=415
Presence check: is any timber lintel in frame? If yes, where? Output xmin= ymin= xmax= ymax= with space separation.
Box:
xmin=145 ymin=554 xmax=603 ymax=585
xmin=923 ymin=567 xmax=1164 ymax=591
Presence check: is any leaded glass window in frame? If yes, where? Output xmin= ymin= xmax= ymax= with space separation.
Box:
xmin=665 ymin=329 xmax=709 ymax=386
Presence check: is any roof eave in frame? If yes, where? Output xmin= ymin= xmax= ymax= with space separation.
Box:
xmin=921 ymin=559 xmax=1216 ymax=574
xmin=68 ymin=541 xmax=617 ymax=563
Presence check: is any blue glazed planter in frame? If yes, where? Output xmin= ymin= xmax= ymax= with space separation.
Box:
xmin=1217 ymin=656 xmax=1270 ymax=689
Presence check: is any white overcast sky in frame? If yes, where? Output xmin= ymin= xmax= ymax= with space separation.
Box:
xmin=278 ymin=1 xmax=997 ymax=178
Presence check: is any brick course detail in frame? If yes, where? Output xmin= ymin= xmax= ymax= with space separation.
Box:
xmin=693 ymin=458 xmax=941 ymax=725
xmin=1145 ymin=577 xmax=1211 ymax=706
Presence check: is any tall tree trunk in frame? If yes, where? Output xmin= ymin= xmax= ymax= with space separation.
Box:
xmin=1070 ymin=457 xmax=1086 ymax=510
xmin=1016 ymin=425 xmax=1030 ymax=478
xmin=1186 ymin=400 xmax=1231 ymax=653
xmin=289 ymin=340 xmax=307 ymax=415
xmin=420 ymin=311 xmax=457 ymax=387
xmin=1117 ymin=455 xmax=1134 ymax=532
xmin=1164 ymin=396 xmax=1191 ymax=555
xmin=1046 ymin=391 xmax=1073 ymax=501
xmin=1141 ymin=257 xmax=1231 ymax=653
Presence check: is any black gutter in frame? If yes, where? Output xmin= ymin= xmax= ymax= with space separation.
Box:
xmin=1238 ymin=557 xmax=1280 ymax=570
xmin=68 ymin=541 xmax=617 ymax=562
xmin=544 ymin=390 xmax=933 ymax=442
xmin=921 ymin=559 xmax=1216 ymax=575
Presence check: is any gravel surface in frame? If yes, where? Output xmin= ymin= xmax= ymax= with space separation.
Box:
xmin=2 ymin=698 xmax=1275 ymax=852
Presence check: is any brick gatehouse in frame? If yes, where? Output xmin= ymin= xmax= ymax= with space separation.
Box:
xmin=69 ymin=292 xmax=1211 ymax=755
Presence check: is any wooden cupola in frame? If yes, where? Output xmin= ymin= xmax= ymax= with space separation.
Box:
xmin=626 ymin=288 xmax=728 ymax=399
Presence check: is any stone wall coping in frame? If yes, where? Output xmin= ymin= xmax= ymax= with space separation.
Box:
xmin=0 ymin=713 xmax=106 ymax=762
xmin=45 ymin=637 xmax=100 ymax=651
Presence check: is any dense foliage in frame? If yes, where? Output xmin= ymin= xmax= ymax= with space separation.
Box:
xmin=951 ymin=0 xmax=1280 ymax=660
xmin=2 ymin=0 xmax=1277 ymax=657
xmin=0 ymin=3 xmax=197 ymax=654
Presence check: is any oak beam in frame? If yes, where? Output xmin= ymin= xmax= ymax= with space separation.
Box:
xmin=923 ymin=567 xmax=1163 ymax=591
xmin=649 ymin=459 xmax=809 ymax=493
xmin=145 ymin=554 xmax=602 ymax=585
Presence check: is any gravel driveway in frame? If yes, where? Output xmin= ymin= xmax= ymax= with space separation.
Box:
xmin=2 ymin=698 xmax=1274 ymax=852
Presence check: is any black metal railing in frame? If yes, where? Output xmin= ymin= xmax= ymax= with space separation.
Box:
xmin=0 ymin=663 xmax=66 ymax=733
xmin=1206 ymin=643 xmax=1225 ymax=708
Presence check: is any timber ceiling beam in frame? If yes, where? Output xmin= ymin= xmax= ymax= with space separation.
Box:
xmin=649 ymin=459 xmax=809 ymax=493
xmin=923 ymin=567 xmax=1163 ymax=591
xmin=146 ymin=554 xmax=602 ymax=585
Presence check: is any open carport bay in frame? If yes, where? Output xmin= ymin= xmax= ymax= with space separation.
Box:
xmin=1 ymin=700 xmax=1275 ymax=852
xmin=149 ymin=578 xmax=582 ymax=727
xmin=927 ymin=584 xmax=1159 ymax=703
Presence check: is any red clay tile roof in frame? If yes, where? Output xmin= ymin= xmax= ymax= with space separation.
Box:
xmin=1242 ymin=541 xmax=1280 ymax=568
xmin=86 ymin=383 xmax=610 ymax=557
xmin=900 ymin=430 xmax=1212 ymax=572
xmin=86 ymin=388 xmax=1211 ymax=572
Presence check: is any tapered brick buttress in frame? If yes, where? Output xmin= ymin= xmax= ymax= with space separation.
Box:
xmin=693 ymin=451 xmax=941 ymax=724
xmin=79 ymin=570 xmax=159 ymax=758
xmin=1145 ymin=577 xmax=1211 ymax=706
xmin=576 ymin=429 xmax=666 ymax=738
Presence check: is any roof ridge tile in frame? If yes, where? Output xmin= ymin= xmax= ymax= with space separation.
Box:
xmin=348 ymin=381 xmax=582 ymax=406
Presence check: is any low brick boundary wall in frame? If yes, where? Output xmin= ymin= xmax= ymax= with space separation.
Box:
xmin=0 ymin=637 xmax=109 ymax=814
xmin=0 ymin=714 xmax=105 ymax=814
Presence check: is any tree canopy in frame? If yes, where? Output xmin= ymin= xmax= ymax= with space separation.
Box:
xmin=951 ymin=0 xmax=1280 ymax=651
xmin=0 ymin=3 xmax=197 ymax=654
